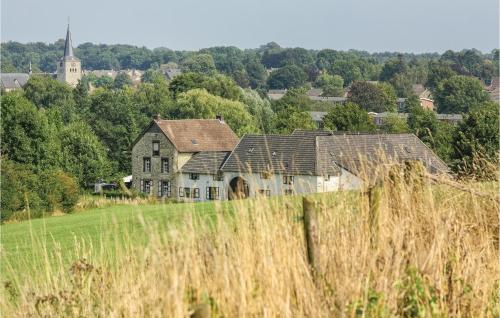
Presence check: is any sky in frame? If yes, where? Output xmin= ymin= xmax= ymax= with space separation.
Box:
xmin=1 ymin=0 xmax=499 ymax=53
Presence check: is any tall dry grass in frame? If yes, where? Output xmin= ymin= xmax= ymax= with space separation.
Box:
xmin=1 ymin=166 xmax=499 ymax=317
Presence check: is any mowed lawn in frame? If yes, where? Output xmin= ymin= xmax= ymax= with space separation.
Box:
xmin=1 ymin=200 xmax=238 ymax=283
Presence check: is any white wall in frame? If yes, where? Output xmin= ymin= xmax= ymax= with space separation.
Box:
xmin=177 ymin=173 xmax=226 ymax=202
xmin=223 ymin=172 xmax=319 ymax=198
xmin=338 ymin=168 xmax=363 ymax=190
xmin=176 ymin=168 xmax=363 ymax=202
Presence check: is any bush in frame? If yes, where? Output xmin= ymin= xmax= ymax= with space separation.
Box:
xmin=1 ymin=160 xmax=43 ymax=222
xmin=40 ymin=170 xmax=80 ymax=213
xmin=1 ymin=160 xmax=80 ymax=222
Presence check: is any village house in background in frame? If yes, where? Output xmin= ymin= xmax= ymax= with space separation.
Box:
xmin=0 ymin=72 xmax=30 ymax=92
xmin=309 ymin=111 xmax=463 ymax=129
xmin=482 ymin=77 xmax=500 ymax=102
xmin=132 ymin=117 xmax=448 ymax=202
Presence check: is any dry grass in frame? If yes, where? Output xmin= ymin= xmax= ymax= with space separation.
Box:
xmin=1 ymin=168 xmax=499 ymax=317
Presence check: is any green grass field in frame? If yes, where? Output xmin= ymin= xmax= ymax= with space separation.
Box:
xmin=1 ymin=201 xmax=232 ymax=282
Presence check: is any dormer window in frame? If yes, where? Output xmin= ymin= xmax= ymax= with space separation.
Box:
xmin=152 ymin=141 xmax=160 ymax=156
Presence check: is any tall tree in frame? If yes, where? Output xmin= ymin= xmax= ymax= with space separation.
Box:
xmin=180 ymin=53 xmax=216 ymax=74
xmin=451 ymin=102 xmax=499 ymax=179
xmin=113 ymin=72 xmax=133 ymax=89
xmin=59 ymin=122 xmax=111 ymax=186
xmin=347 ymin=81 xmax=396 ymax=113
xmin=267 ymin=64 xmax=308 ymax=89
xmin=175 ymin=89 xmax=258 ymax=136
xmin=323 ymin=102 xmax=376 ymax=132
xmin=434 ymin=75 xmax=489 ymax=113
xmin=169 ymin=72 xmax=241 ymax=100
xmin=1 ymin=93 xmax=61 ymax=170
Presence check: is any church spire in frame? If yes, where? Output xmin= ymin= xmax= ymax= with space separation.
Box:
xmin=63 ymin=23 xmax=74 ymax=58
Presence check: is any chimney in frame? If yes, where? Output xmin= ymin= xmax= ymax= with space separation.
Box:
xmin=216 ymin=114 xmax=224 ymax=123
xmin=153 ymin=114 xmax=161 ymax=120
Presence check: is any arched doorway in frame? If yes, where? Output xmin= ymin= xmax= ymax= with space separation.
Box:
xmin=229 ymin=177 xmax=249 ymax=200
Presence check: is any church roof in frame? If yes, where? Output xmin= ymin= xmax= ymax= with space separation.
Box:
xmin=63 ymin=24 xmax=79 ymax=61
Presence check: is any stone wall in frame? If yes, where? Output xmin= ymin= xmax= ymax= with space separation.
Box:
xmin=132 ymin=123 xmax=188 ymax=198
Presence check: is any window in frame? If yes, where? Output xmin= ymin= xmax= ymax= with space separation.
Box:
xmin=143 ymin=157 xmax=151 ymax=172
xmin=284 ymin=189 xmax=294 ymax=196
xmin=152 ymin=141 xmax=160 ymax=156
xmin=189 ymin=173 xmax=199 ymax=180
xmin=141 ymin=179 xmax=152 ymax=194
xmin=324 ymin=175 xmax=330 ymax=181
xmin=161 ymin=158 xmax=169 ymax=173
xmin=206 ymin=187 xmax=220 ymax=200
xmin=213 ymin=172 xmax=223 ymax=181
xmin=179 ymin=187 xmax=199 ymax=198
xmin=283 ymin=175 xmax=294 ymax=185
xmin=258 ymin=189 xmax=271 ymax=197
xmin=158 ymin=180 xmax=171 ymax=197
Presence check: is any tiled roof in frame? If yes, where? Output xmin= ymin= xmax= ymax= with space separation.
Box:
xmin=412 ymin=84 xmax=426 ymax=96
xmin=222 ymin=132 xmax=448 ymax=178
xmin=181 ymin=151 xmax=231 ymax=174
xmin=154 ymin=119 xmax=239 ymax=152
xmin=1 ymin=73 xmax=30 ymax=89
xmin=316 ymin=134 xmax=449 ymax=178
xmin=221 ymin=134 xmax=339 ymax=175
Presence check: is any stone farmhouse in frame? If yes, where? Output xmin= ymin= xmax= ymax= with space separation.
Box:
xmin=132 ymin=117 xmax=448 ymax=202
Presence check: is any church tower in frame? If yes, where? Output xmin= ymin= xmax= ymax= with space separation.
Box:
xmin=56 ymin=24 xmax=81 ymax=87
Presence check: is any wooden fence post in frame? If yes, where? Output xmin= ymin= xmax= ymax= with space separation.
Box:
xmin=302 ymin=196 xmax=320 ymax=279
xmin=368 ymin=182 xmax=383 ymax=248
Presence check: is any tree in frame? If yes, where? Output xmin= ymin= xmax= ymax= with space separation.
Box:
xmin=267 ymin=65 xmax=308 ymax=89
xmin=347 ymin=81 xmax=396 ymax=113
xmin=271 ymin=87 xmax=314 ymax=113
xmin=0 ymin=160 xmax=42 ymax=221
xmin=451 ymin=102 xmax=499 ymax=179
xmin=59 ymin=122 xmax=111 ymax=187
xmin=380 ymin=113 xmax=409 ymax=133
xmin=426 ymin=61 xmax=457 ymax=92
xmin=330 ymin=59 xmax=363 ymax=85
xmin=87 ymin=89 xmax=139 ymax=174
xmin=315 ymin=73 xmax=344 ymax=96
xmin=175 ymin=89 xmax=258 ymax=136
xmin=169 ymin=72 xmax=241 ymax=101
xmin=323 ymin=102 xmax=376 ymax=132
xmin=240 ymin=89 xmax=276 ymax=133
xmin=113 ymin=72 xmax=133 ymax=89
xmin=181 ymin=53 xmax=216 ymax=74
xmin=390 ymin=73 xmax=413 ymax=98
xmin=434 ymin=75 xmax=489 ymax=113
xmin=243 ymin=53 xmax=267 ymax=88
xmin=273 ymin=107 xmax=316 ymax=134
xmin=377 ymin=82 xmax=398 ymax=112
xmin=141 ymin=69 xmax=166 ymax=84
xmin=1 ymin=93 xmax=60 ymax=170
xmin=23 ymin=75 xmax=75 ymax=109
xmin=407 ymin=104 xmax=453 ymax=162
xmin=132 ymin=81 xmax=174 ymax=128
xmin=380 ymin=55 xmax=408 ymax=81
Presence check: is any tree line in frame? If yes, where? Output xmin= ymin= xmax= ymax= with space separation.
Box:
xmin=2 ymin=41 xmax=498 ymax=93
